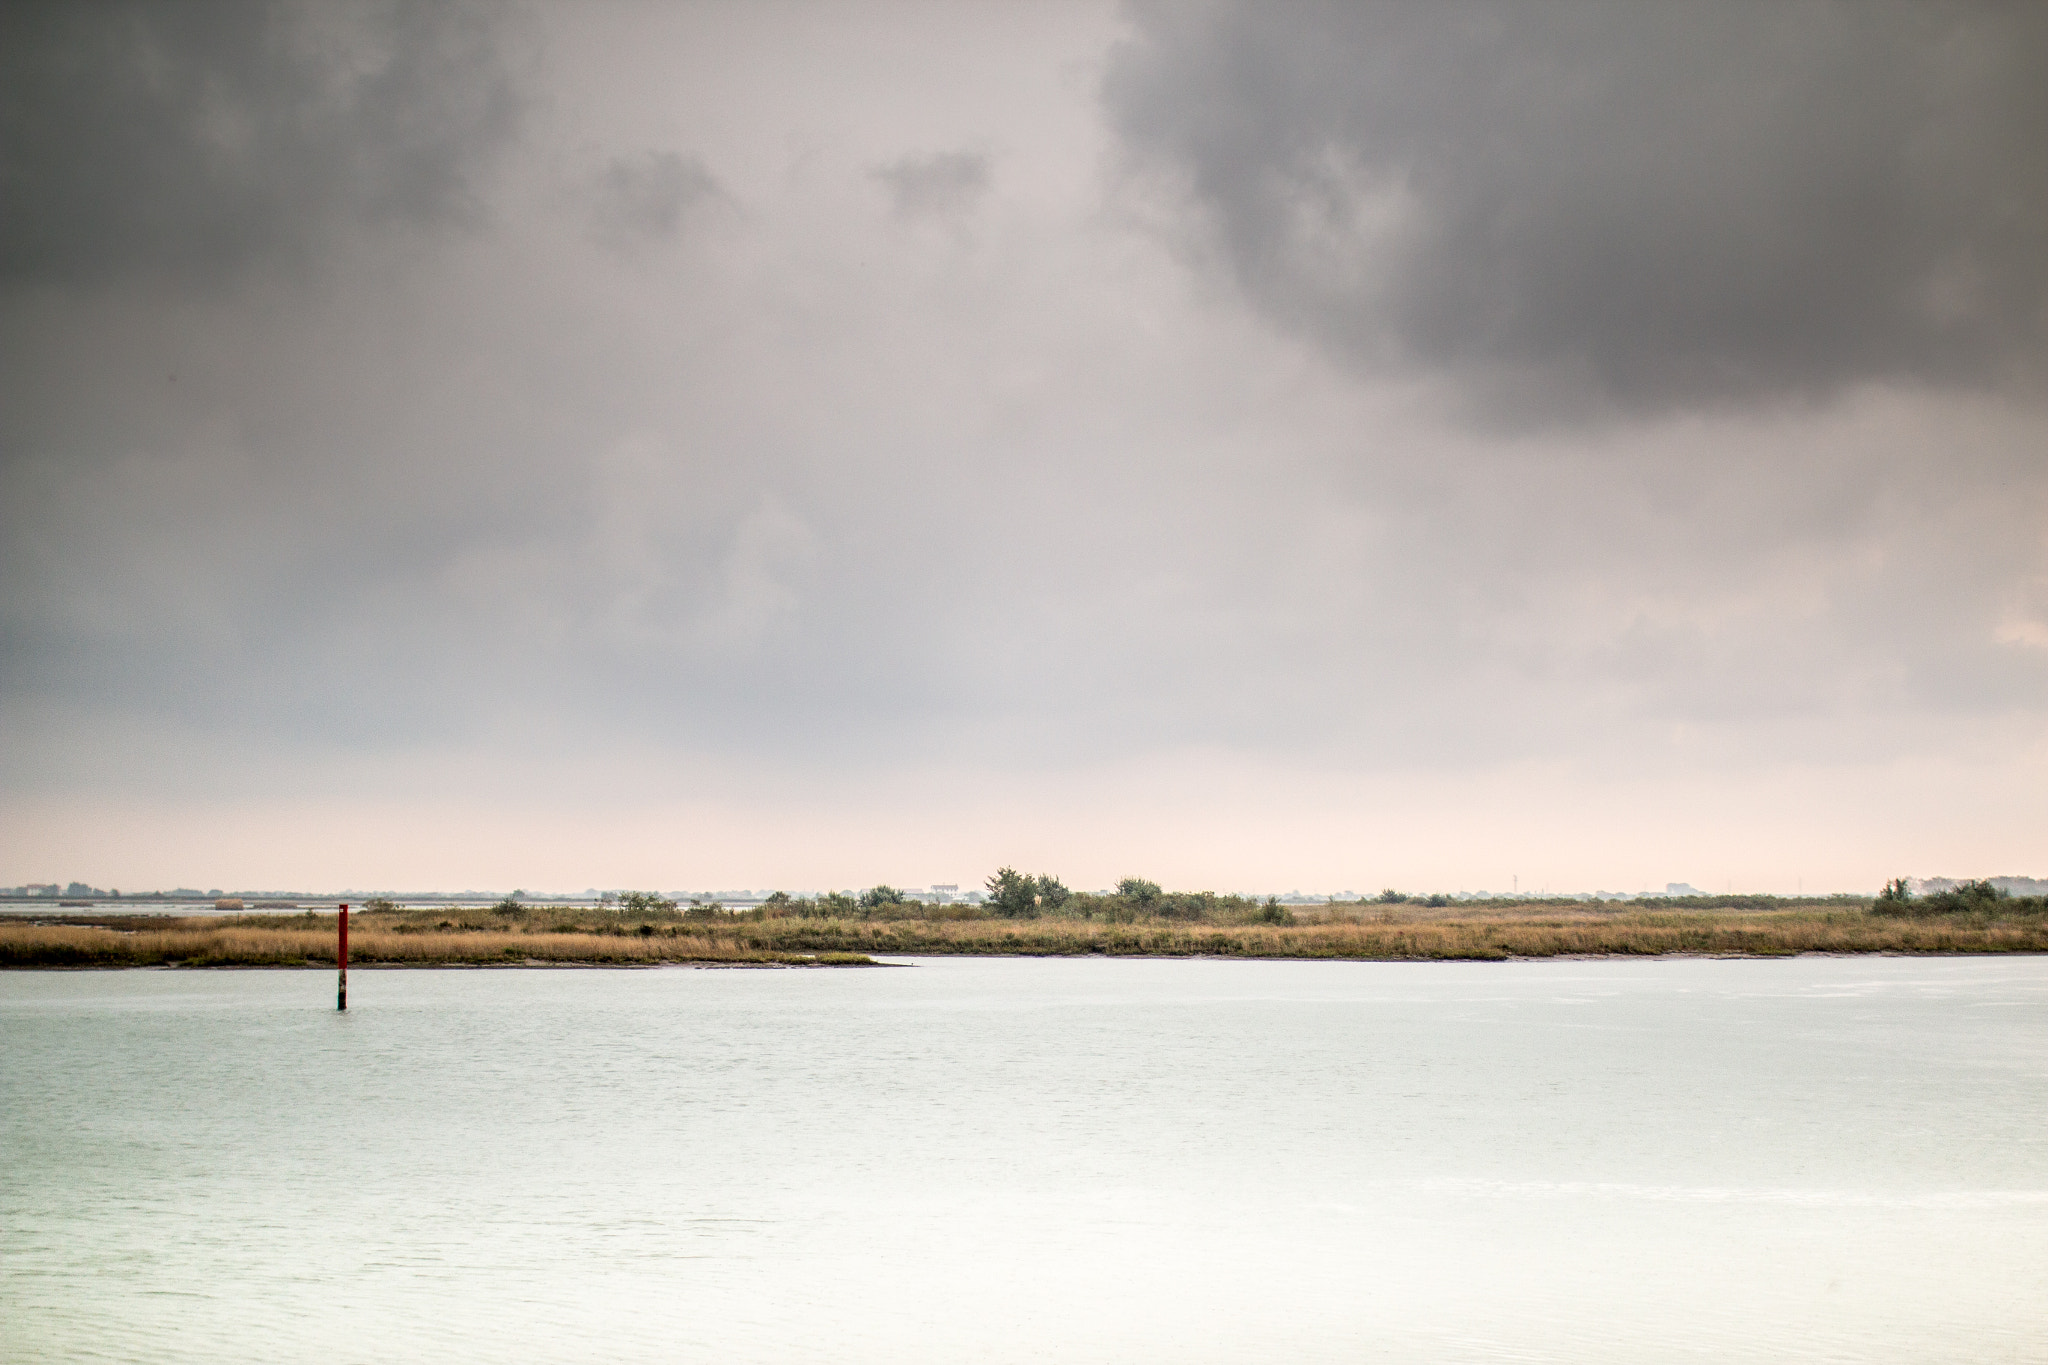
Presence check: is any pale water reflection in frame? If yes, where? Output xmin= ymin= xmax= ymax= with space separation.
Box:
xmin=4 ymin=957 xmax=2045 ymax=1363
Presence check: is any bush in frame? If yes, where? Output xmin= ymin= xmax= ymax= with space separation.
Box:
xmin=1116 ymin=877 xmax=1163 ymax=906
xmin=1254 ymin=897 xmax=1292 ymax=925
xmin=986 ymin=867 xmax=1039 ymax=918
xmin=1934 ymin=880 xmax=2007 ymax=912
xmin=1872 ymin=878 xmax=2045 ymax=917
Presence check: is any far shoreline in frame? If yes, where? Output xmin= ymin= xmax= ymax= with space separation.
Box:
xmin=8 ymin=948 xmax=2047 ymax=973
xmin=6 ymin=900 xmax=2046 ymax=972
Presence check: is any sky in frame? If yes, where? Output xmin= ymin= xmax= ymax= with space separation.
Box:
xmin=3 ymin=0 xmax=2044 ymax=895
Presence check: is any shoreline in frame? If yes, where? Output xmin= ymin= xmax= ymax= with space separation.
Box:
xmin=6 ymin=947 xmax=2047 ymax=973
xmin=5 ymin=904 xmax=2047 ymax=971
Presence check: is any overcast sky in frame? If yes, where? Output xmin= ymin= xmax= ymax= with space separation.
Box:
xmin=3 ymin=0 xmax=2044 ymax=894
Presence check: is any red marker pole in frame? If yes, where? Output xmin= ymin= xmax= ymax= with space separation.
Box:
xmin=337 ymin=903 xmax=349 ymax=1011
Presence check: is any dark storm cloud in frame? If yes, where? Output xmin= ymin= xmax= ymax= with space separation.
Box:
xmin=590 ymin=151 xmax=721 ymax=248
xmin=0 ymin=0 xmax=519 ymax=285
xmin=1105 ymin=1 xmax=2048 ymax=418
xmin=873 ymin=150 xmax=991 ymax=219
xmin=1 ymin=2 xmax=2042 ymax=890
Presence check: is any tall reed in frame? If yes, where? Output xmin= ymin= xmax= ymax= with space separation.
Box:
xmin=6 ymin=904 xmax=2045 ymax=968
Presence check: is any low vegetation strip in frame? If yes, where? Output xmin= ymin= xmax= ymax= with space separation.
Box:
xmin=0 ymin=922 xmax=873 ymax=969
xmin=4 ymin=901 xmax=2045 ymax=968
xmin=721 ymin=914 xmax=2048 ymax=959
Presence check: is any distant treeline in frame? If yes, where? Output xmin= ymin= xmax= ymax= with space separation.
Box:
xmin=324 ymin=878 xmax=2042 ymax=929
xmin=1872 ymin=878 xmax=2047 ymax=918
xmin=14 ymin=900 xmax=2048 ymax=967
xmin=530 ymin=875 xmax=1301 ymax=926
xmin=454 ymin=874 xmax=1894 ymax=927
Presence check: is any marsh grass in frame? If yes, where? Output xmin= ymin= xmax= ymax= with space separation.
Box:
xmin=5 ymin=902 xmax=2046 ymax=968
xmin=714 ymin=910 xmax=2048 ymax=960
xmin=0 ymin=918 xmax=873 ymax=969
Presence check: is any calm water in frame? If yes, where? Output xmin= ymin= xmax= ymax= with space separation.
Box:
xmin=4 ymin=957 xmax=2045 ymax=1363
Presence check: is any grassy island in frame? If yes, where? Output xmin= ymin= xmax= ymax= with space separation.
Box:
xmin=4 ymin=880 xmax=2045 ymax=968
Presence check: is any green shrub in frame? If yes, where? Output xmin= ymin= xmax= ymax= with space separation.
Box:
xmin=1255 ymin=897 xmax=1293 ymax=925
xmin=1872 ymin=878 xmax=2046 ymax=918
xmin=1116 ymin=877 xmax=1163 ymax=905
xmin=986 ymin=868 xmax=1039 ymax=918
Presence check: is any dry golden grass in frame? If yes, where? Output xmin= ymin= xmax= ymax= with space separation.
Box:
xmin=722 ymin=910 xmax=2048 ymax=960
xmin=5 ymin=905 xmax=2044 ymax=968
xmin=0 ymin=919 xmax=872 ymax=968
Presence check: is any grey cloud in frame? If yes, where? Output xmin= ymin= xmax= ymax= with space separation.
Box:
xmin=590 ymin=151 xmax=720 ymax=249
xmin=872 ymin=150 xmax=990 ymax=219
xmin=0 ymin=0 xmax=520 ymax=285
xmin=2 ymin=0 xmax=2042 ymax=883
xmin=1105 ymin=1 xmax=2048 ymax=419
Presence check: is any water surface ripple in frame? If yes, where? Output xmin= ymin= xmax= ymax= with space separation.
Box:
xmin=4 ymin=956 xmax=2045 ymax=1362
